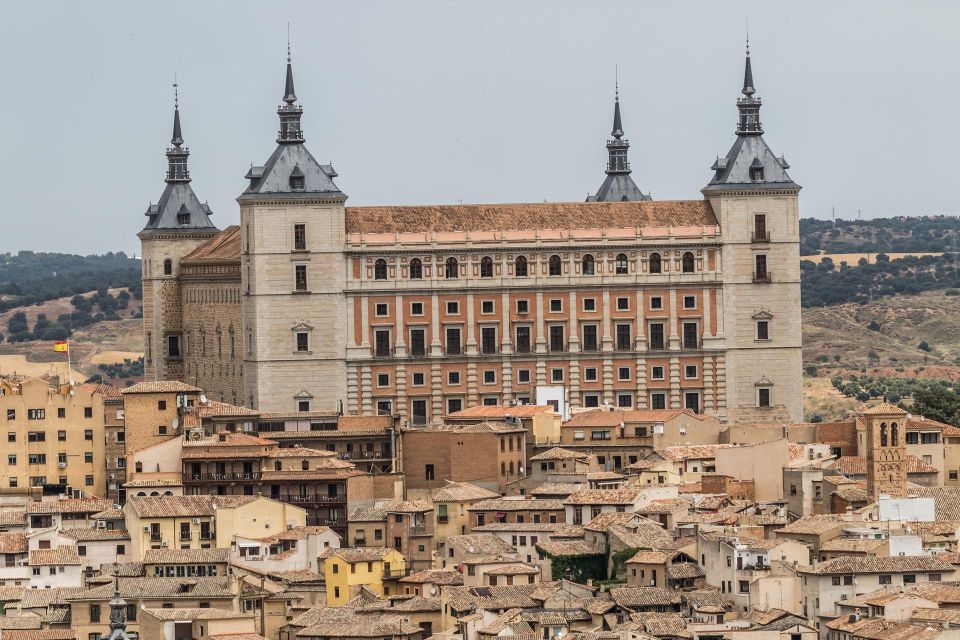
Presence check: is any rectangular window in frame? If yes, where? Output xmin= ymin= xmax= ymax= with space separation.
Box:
xmin=425 ymin=464 xmax=435 ymax=480
xmin=683 ymin=295 xmax=696 ymax=309
xmin=412 ymin=372 xmax=425 ymax=386
xmin=649 ymin=323 xmax=665 ymax=350
xmin=758 ymin=388 xmax=771 ymax=408
xmin=6 ymin=410 xmax=14 ymax=421
xmin=879 ymin=574 xmax=892 ymax=585
xmin=618 ymin=366 xmax=631 ymax=381
xmin=167 ymin=335 xmax=181 ymax=358
xmin=410 ymin=301 xmax=424 ymax=316
xmin=410 ymin=329 xmax=426 ymax=356
xmin=583 ymin=298 xmax=596 ymax=312
xmin=481 ymin=327 xmax=497 ymax=354
xmin=516 ymin=299 xmax=529 ymax=314
xmin=293 ymin=223 xmax=307 ymax=251
xmin=57 ymin=408 xmax=66 ymax=419
xmin=754 ymin=214 xmax=767 ymax=241
xmin=446 ymin=398 xmax=463 ymax=414
xmin=583 ymin=395 xmax=599 ymax=407
xmin=616 ymin=324 xmax=632 ymax=351
xmin=374 ymin=330 xmax=391 ymax=357
xmin=549 ymin=325 xmax=565 ymax=352
xmin=682 ymin=322 xmax=699 ymax=349
xmin=616 ymin=297 xmax=630 ymax=311
xmin=515 ymin=326 xmax=531 ymax=353
xmin=483 ymin=370 xmax=496 ymax=384
xmin=582 ymin=325 xmax=598 ymax=351
xmin=375 ymin=303 xmax=389 ymax=317
xmin=27 ymin=409 xmax=45 ymax=420
xmin=445 ymin=327 xmax=461 ymax=355
xmin=295 ymin=264 xmax=308 ymax=291
xmin=411 ymin=400 xmax=428 ymax=426
xmin=685 ymin=392 xmax=700 ymax=413
xmin=551 ymin=368 xmax=564 ymax=383
xmin=584 ymin=367 xmax=598 ymax=382
xmin=296 ymin=332 xmax=309 ymax=352
xmin=517 ymin=369 xmax=531 ymax=384
xmin=650 ymin=296 xmax=663 ymax=310
xmin=446 ymin=301 xmax=459 ymax=314
xmin=481 ymin=300 xmax=495 ymax=314
xmin=757 ymin=320 xmax=770 ymax=340
xmin=755 ymin=254 xmax=768 ymax=280
xmin=685 ymin=365 xmax=698 ymax=379
xmin=549 ymin=299 xmax=562 ymax=312
xmin=84 ymin=452 xmax=93 ymax=463
xmin=377 ymin=373 xmax=390 ymax=387
xmin=448 ymin=371 xmax=461 ymax=385
xmin=651 ymin=365 xmax=665 ymax=380
xmin=28 ymin=432 xmax=45 ymax=442
xmin=617 ymin=394 xmax=633 ymax=408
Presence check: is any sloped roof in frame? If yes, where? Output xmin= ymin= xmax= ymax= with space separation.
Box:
xmin=704 ymin=133 xmax=798 ymax=193
xmin=141 ymin=180 xmax=217 ymax=236
xmin=181 ymin=226 xmax=242 ymax=264
xmin=827 ymin=455 xmax=937 ymax=475
xmin=564 ymin=408 xmax=698 ymax=428
xmin=242 ymin=142 xmax=342 ymax=198
xmin=432 ymin=481 xmax=499 ymax=503
xmin=345 ymin=200 xmax=717 ymax=235
xmin=530 ymin=447 xmax=590 ymax=462
xmin=800 ymin=555 xmax=953 ymax=575
xmin=447 ymin=405 xmax=557 ymax=419
xmin=121 ymin=381 xmax=201 ymax=394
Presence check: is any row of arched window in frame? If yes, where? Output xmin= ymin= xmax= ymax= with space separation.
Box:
xmin=372 ymin=252 xmax=698 ymax=281
xmin=879 ymin=421 xmax=900 ymax=447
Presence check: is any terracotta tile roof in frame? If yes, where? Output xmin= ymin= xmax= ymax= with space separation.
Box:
xmin=79 ymin=382 xmax=123 ymax=399
xmin=400 ymin=569 xmax=464 ymax=585
xmin=432 ymin=481 xmax=500 ymax=503
xmin=448 ymin=534 xmax=517 ymax=556
xmin=181 ymin=225 xmax=241 ymax=263
xmin=207 ymin=635 xmax=267 ymax=640
xmin=584 ymin=512 xmax=639 ymax=532
xmin=626 ymin=550 xmax=679 ymax=565
xmin=0 ymin=511 xmax=26 ymax=527
xmin=260 ymin=468 xmax=362 ymax=481
xmin=18 ymin=587 xmax=86 ymax=608
xmin=127 ymin=495 xmax=258 ymax=518
xmin=801 ymin=555 xmax=954 ymax=575
xmin=530 ymin=447 xmax=589 ymax=462
xmin=531 ymin=482 xmax=582 ymax=497
xmin=121 ymin=478 xmax=182 ymax=488
xmin=827 ymin=455 xmax=938 ymax=475
xmin=29 ymin=546 xmax=80 ymax=566
xmin=775 ymin=515 xmax=846 ymax=535
xmin=144 ymin=607 xmax=253 ymax=621
xmin=3 ymin=631 xmax=78 ymax=640
xmin=908 ymin=487 xmax=960 ymax=520
xmin=636 ymin=498 xmax=692 ymax=515
xmin=264 ymin=428 xmax=390 ymax=439
xmin=825 ymin=616 xmax=938 ymax=640
xmin=551 ymin=524 xmax=586 ymax=538
xmin=469 ymin=498 xmax=565 ymax=512
xmin=485 ymin=563 xmax=539 ymax=575
xmin=299 ymin=615 xmax=422 ymax=638
xmin=448 ymin=405 xmax=557 ymax=419
xmin=0 ymin=619 xmax=42 ymax=632
xmin=386 ymin=500 xmax=433 ymax=513
xmin=607 ymin=523 xmax=675 ymax=550
xmin=911 ymin=607 xmax=960 ymax=625
xmin=143 ymin=548 xmax=229 ymax=564
xmin=27 ymin=498 xmax=112 ymax=515
xmin=0 ymin=532 xmax=26 ymax=554
xmin=817 ymin=538 xmax=885 ymax=553
xmin=862 ymin=403 xmax=909 ymax=416
xmin=121 ymin=380 xmax=202 ymax=394
xmin=421 ymin=421 xmax=525 ymax=434
xmin=345 ymin=200 xmax=717 ymax=234
xmin=564 ymin=408 xmax=698 ymax=428
xmin=320 ymin=547 xmax=397 ymax=563
xmin=654 ymin=444 xmax=735 ymax=462
xmin=609 ymin=586 xmax=681 ymax=608
xmin=833 ymin=486 xmax=870 ymax=503
xmin=59 ymin=528 xmax=130 ymax=542
xmin=99 ymin=561 xmax=145 ymax=577
xmin=183 ymin=432 xmax=276 ymax=447
xmin=535 ymin=540 xmax=604 ymax=557
xmin=588 ymin=472 xmax=626 ymax=482
xmin=257 ymin=526 xmax=334 ymax=543
xmin=337 ymin=415 xmax=395 ymax=430
xmin=349 ymin=505 xmax=389 ymax=522
xmin=198 ymin=400 xmax=261 ymax=418
xmin=258 ymin=411 xmax=339 ymax=420
xmin=564 ymin=488 xmax=644 ymax=505
xmin=474 ymin=523 xmax=564 ymax=533
xmin=444 ymin=584 xmax=543 ymax=611
xmin=667 ymin=563 xmax=705 ymax=580
xmin=67 ymin=576 xmax=235 ymax=601
xmin=265 ymin=446 xmax=336 ymax=458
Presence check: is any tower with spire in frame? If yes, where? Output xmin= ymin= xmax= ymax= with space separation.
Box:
xmin=588 ymin=83 xmax=651 ymax=202
xmin=106 ymin=580 xmax=135 ymax=640
xmin=138 ymin=83 xmax=219 ymax=383
xmin=237 ymin=40 xmax=349 ymax=411
xmin=703 ymin=37 xmax=803 ymax=425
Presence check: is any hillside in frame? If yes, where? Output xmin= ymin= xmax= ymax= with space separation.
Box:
xmin=800 ymin=215 xmax=960 ymax=256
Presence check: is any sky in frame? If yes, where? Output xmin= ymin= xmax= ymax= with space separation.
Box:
xmin=1 ymin=1 xmax=959 ymax=255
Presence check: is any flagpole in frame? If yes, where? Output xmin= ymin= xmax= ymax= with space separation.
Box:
xmin=66 ymin=340 xmax=73 ymax=386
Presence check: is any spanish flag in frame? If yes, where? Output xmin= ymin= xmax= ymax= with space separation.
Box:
xmin=53 ymin=341 xmax=68 ymax=353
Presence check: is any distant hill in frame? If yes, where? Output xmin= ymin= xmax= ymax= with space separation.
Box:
xmin=800 ymin=215 xmax=960 ymax=256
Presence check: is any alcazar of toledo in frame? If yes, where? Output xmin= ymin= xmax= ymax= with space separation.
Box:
xmin=138 ymin=41 xmax=803 ymax=426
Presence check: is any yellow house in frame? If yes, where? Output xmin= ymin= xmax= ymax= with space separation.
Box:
xmin=125 ymin=494 xmax=307 ymax=559
xmin=321 ymin=547 xmax=406 ymax=606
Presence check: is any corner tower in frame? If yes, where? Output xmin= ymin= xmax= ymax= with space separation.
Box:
xmin=237 ymin=46 xmax=348 ymax=411
xmin=139 ymin=87 xmax=218 ymax=382
xmin=863 ymin=403 xmax=908 ymax=500
xmin=703 ymin=40 xmax=803 ymax=423
xmin=588 ymin=85 xmax=651 ymax=202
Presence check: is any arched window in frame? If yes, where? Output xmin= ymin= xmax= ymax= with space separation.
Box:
xmin=163 ymin=259 xmax=172 ymax=276
xmin=582 ymin=254 xmax=595 ymax=275
xmin=880 ymin=422 xmax=888 ymax=447
xmin=615 ymin=253 xmax=629 ymax=275
xmin=163 ymin=491 xmax=173 ymax=496
xmin=548 ymin=255 xmax=562 ymax=276
xmin=374 ymin=259 xmax=388 ymax=281
xmin=480 ymin=256 xmax=494 ymax=278
xmin=649 ymin=253 xmax=662 ymax=274
xmin=409 ymin=258 xmax=423 ymax=280
xmin=445 ymin=257 xmax=459 ymax=279
xmin=682 ymin=252 xmax=695 ymax=273
xmin=891 ymin=422 xmax=899 ymax=447
xmin=515 ymin=256 xmax=528 ymax=277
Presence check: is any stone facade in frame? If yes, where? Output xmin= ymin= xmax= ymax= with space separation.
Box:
xmin=139 ymin=48 xmax=804 ymax=426
xmin=864 ymin=404 xmax=908 ymax=500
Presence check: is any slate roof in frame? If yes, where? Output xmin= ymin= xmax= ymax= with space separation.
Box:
xmin=704 ymin=134 xmax=797 ymax=193
xmin=345 ymin=201 xmax=717 ymax=235
xmin=242 ymin=143 xmax=342 ymax=199
xmin=141 ymin=180 xmax=217 ymax=236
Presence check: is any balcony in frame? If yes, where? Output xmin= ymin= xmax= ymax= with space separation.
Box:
xmin=273 ymin=493 xmax=346 ymax=504
xmin=187 ymin=472 xmax=261 ymax=482
xmin=445 ymin=346 xmax=462 ymax=356
xmin=752 ymin=230 xmax=771 ymax=243
xmin=375 ymin=346 xmax=396 ymax=358
xmin=753 ymin=271 xmax=772 ymax=283
xmin=514 ymin=343 xmax=531 ymax=354
xmin=338 ymin=451 xmax=392 ymax=461
xmin=410 ymin=525 xmax=430 ymax=537
xmin=384 ymin=567 xmax=411 ymax=578
xmin=312 ymin=517 xmax=345 ymax=528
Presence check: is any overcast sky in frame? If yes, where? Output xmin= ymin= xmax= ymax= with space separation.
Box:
xmin=2 ymin=1 xmax=959 ymax=255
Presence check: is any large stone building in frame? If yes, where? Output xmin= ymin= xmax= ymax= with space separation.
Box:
xmin=139 ymin=42 xmax=803 ymax=425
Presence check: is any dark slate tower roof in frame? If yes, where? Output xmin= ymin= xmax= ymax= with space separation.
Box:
xmin=139 ymin=91 xmax=218 ymax=237
xmin=239 ymin=47 xmax=344 ymax=202
xmin=703 ymin=40 xmax=799 ymax=194
xmin=588 ymin=86 xmax=651 ymax=202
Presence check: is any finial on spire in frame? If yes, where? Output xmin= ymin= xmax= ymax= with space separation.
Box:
xmin=283 ymin=25 xmax=298 ymax=104
xmin=171 ymin=76 xmax=184 ymax=148
xmin=615 ymin=64 xmax=619 ymax=101
xmin=611 ymin=66 xmax=624 ymax=139
xmin=287 ymin=22 xmax=291 ymax=63
xmin=742 ymin=24 xmax=756 ymax=97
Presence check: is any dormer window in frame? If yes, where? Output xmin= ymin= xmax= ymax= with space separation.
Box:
xmin=289 ymin=165 xmax=305 ymax=191
xmin=176 ymin=203 xmax=191 ymax=226
xmin=750 ymin=167 xmax=764 ymax=181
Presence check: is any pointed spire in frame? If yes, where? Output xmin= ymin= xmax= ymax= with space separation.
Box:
xmin=277 ymin=28 xmax=305 ymax=143
xmin=611 ymin=70 xmax=624 ymax=139
xmin=171 ymin=78 xmax=183 ymax=147
xmin=742 ymin=33 xmax=755 ymax=96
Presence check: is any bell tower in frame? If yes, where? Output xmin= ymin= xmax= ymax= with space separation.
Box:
xmin=864 ymin=402 xmax=908 ymax=500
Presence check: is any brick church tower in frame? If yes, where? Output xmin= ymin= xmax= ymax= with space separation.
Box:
xmin=864 ymin=402 xmax=908 ymax=500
